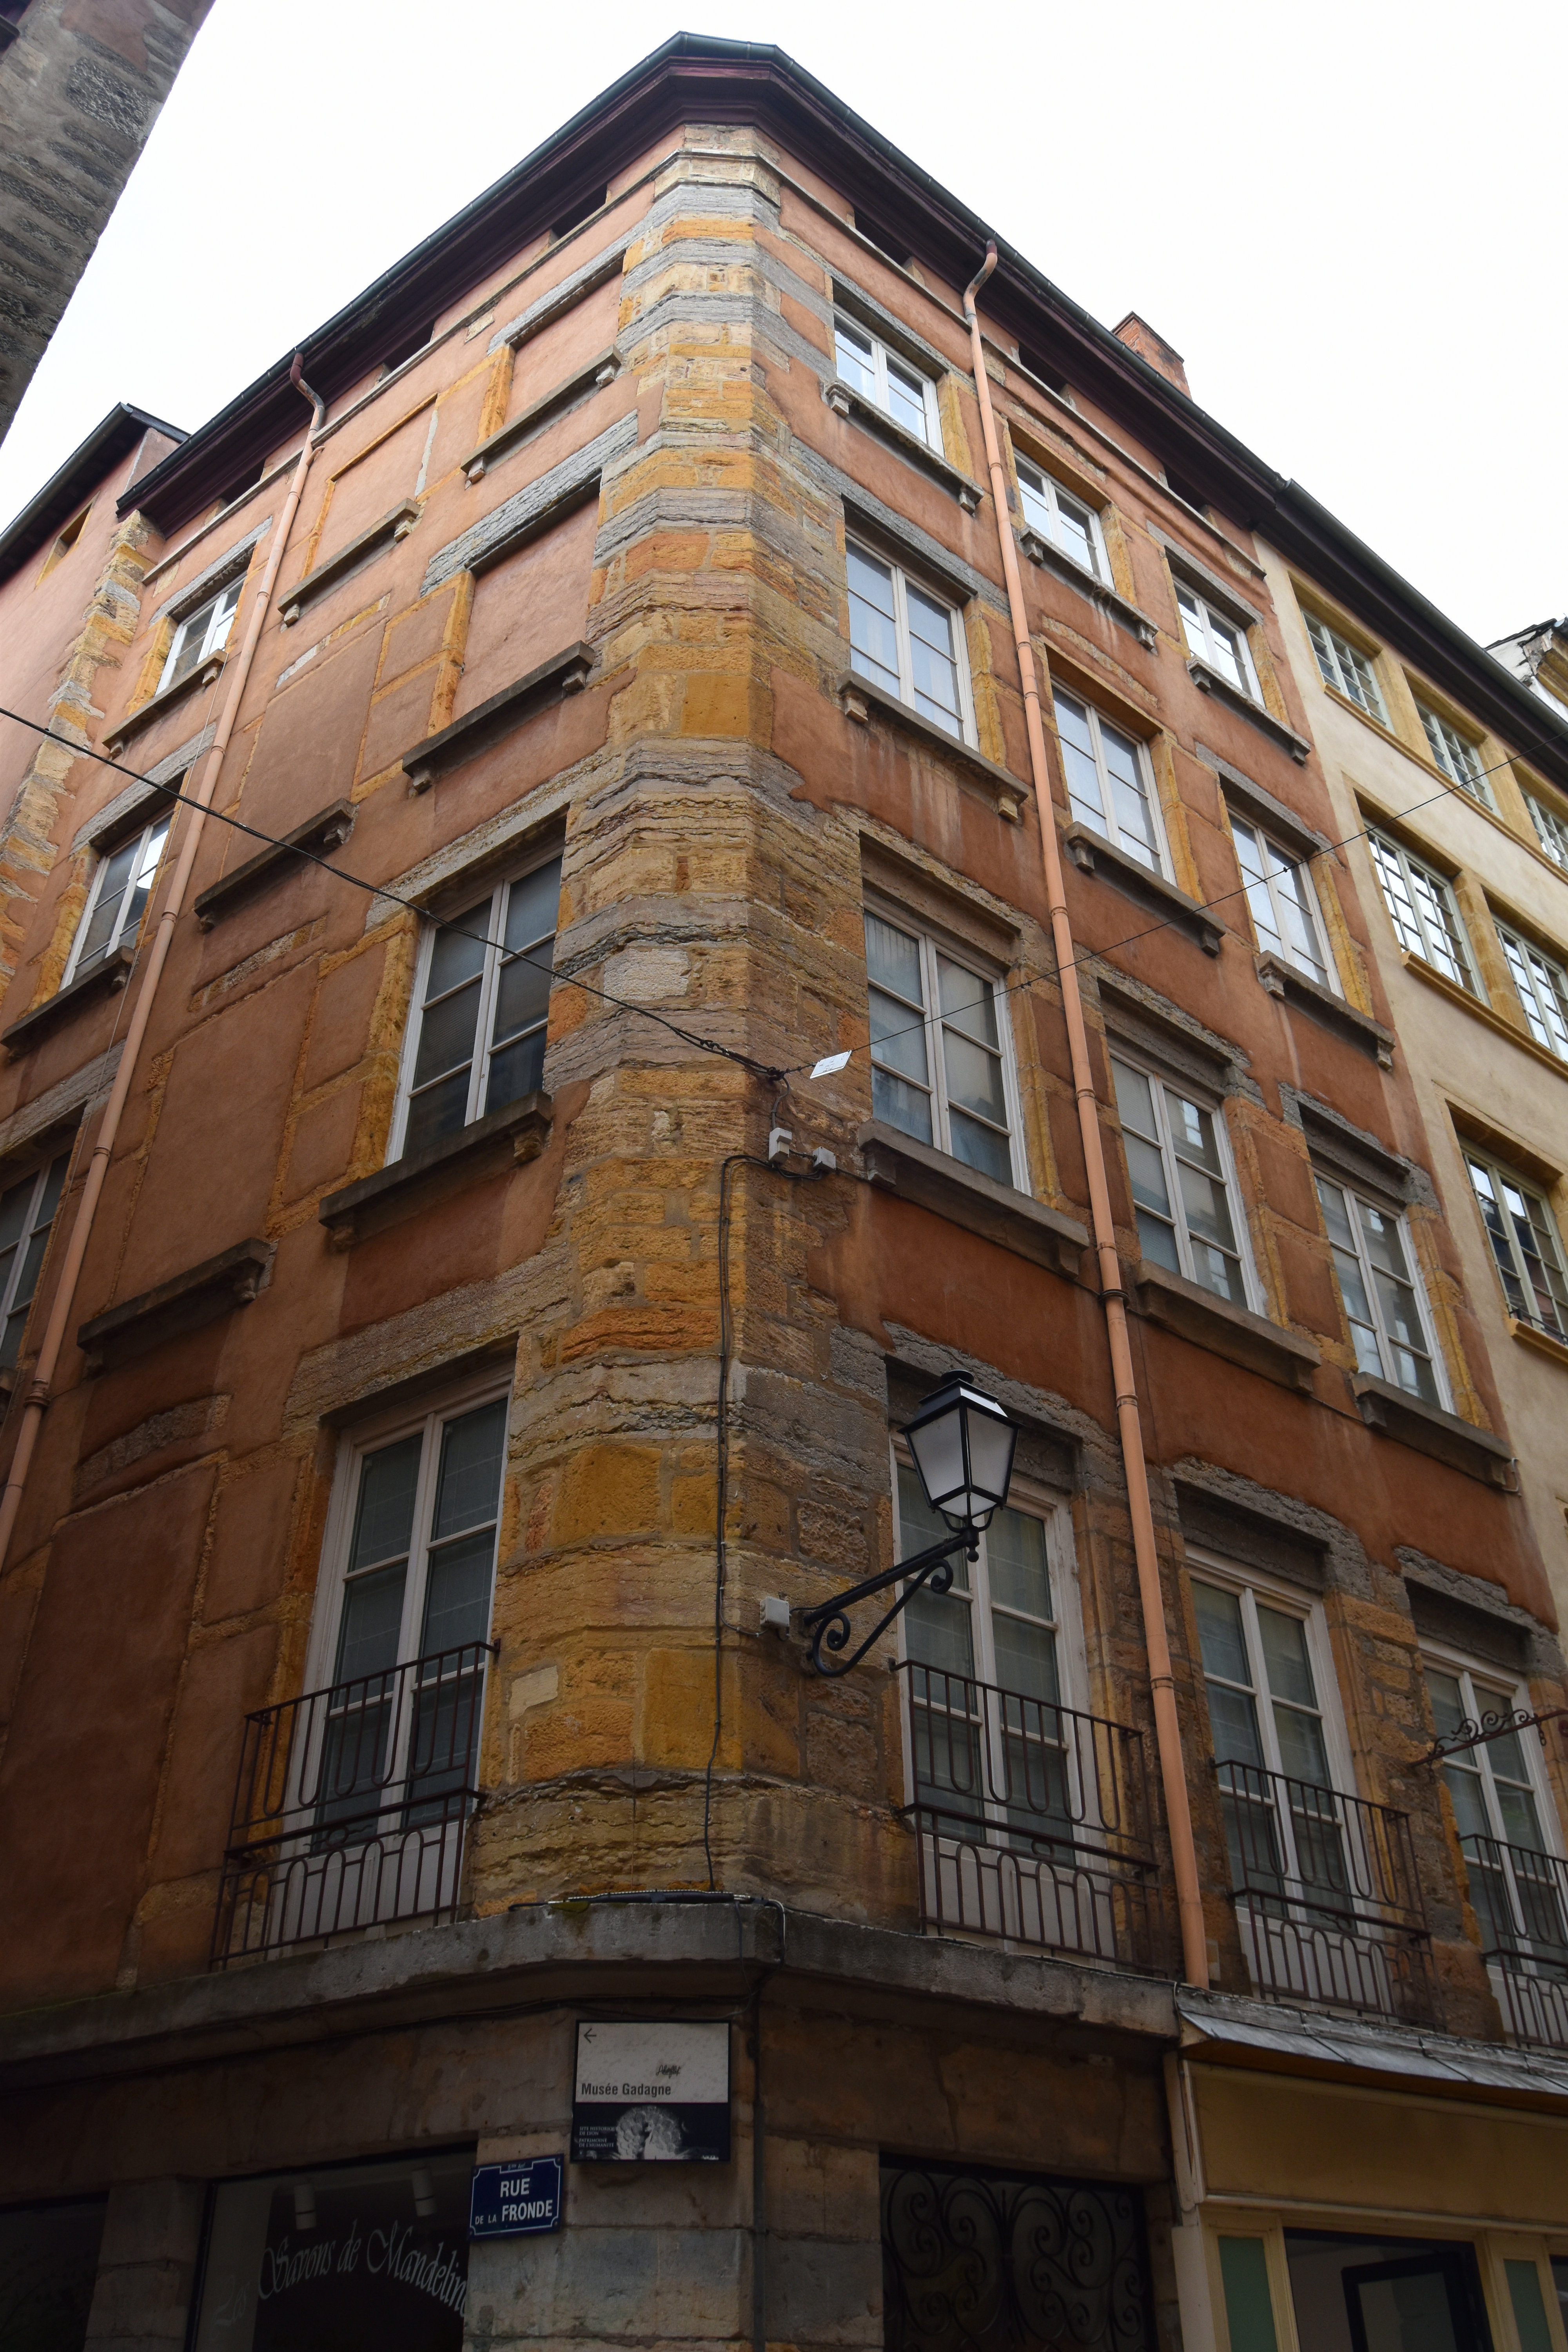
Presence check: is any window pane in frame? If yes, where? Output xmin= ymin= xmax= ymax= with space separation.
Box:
xmin=886 ymin=358 xmax=930 ymax=443
xmin=485 ymin=1031 xmax=546 ymax=1113
xmin=1271 ymin=1703 xmax=1330 ymax=1786
xmin=1053 ymin=690 xmax=1108 ymax=835
xmin=991 ymin=1611 xmax=1060 ymax=1704
xmin=1017 ymin=462 xmax=1051 ymax=538
xmin=432 ymin=1400 xmax=507 ymax=1541
xmin=906 ymin=584 xmax=961 ymax=735
xmin=848 ymin=546 xmax=900 ymax=695
xmin=0 ymin=1172 xmax=33 ymax=1256
xmin=76 ymin=837 xmax=140 ymax=967
xmin=936 ymin=956 xmax=998 ymax=1049
xmin=1206 ymin=614 xmax=1247 ymax=693
xmin=490 ymin=953 xmax=552 ymax=1054
xmin=334 ymin=1561 xmax=407 ymax=1684
xmin=503 ymin=859 xmax=561 ymax=951
xmin=1194 ymin=1581 xmax=1251 ymax=1687
xmin=947 ymin=1108 xmax=1011 ymax=1183
xmin=1099 ymin=720 xmax=1161 ymax=869
xmin=1056 ymin=490 xmax=1098 ymax=577
xmin=349 ymin=1434 xmax=423 ymax=1572
xmin=1207 ymin=1680 xmax=1265 ymax=1769
xmin=411 ymin=978 xmax=483 ymax=1092
xmin=426 ymin=907 xmax=489 ymax=999
xmin=835 ymin=321 xmax=877 ymax=399
xmin=420 ymin=1527 xmax=496 ymax=1655
xmin=866 ymin=912 xmax=922 ymax=1004
xmin=899 ymin=1469 xmax=974 ymax=1676
xmin=940 ymin=1028 xmax=1006 ymax=1127
xmin=403 ymin=1069 xmax=472 ymax=1157
xmin=869 ymin=986 xmax=930 ymax=1085
xmin=1258 ymin=1606 xmax=1318 ymax=1709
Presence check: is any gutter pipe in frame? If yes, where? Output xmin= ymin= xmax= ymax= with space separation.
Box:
xmin=0 ymin=359 xmax=327 ymax=1572
xmin=962 ymin=244 xmax=1209 ymax=1989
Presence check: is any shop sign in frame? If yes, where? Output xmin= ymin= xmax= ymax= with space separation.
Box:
xmin=571 ymin=2020 xmax=730 ymax=2162
xmin=468 ymin=2156 xmax=563 ymax=2238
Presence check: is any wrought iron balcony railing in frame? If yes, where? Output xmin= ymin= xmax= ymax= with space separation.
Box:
xmin=898 ymin=1662 xmax=1173 ymax=1973
xmin=1459 ymin=1831 xmax=1568 ymax=2052
xmin=211 ymin=1640 xmax=495 ymax=1967
xmin=1215 ymin=1757 xmax=1431 ymax=2019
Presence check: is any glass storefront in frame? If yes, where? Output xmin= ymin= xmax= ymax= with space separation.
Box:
xmin=1283 ymin=2232 xmax=1494 ymax=2352
xmin=190 ymin=2147 xmax=474 ymax=2352
xmin=0 ymin=2198 xmax=106 ymax=2352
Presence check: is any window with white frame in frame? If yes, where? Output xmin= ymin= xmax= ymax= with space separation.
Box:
xmin=1426 ymin=1659 xmax=1566 ymax=1975
xmin=1367 ymin=829 xmax=1480 ymax=994
xmin=1314 ymin=1173 xmax=1445 ymax=1405
xmin=0 ymin=1149 xmax=70 ymax=1368
xmin=394 ymin=854 xmax=561 ymax=1160
xmin=1525 ymin=791 xmax=1568 ymax=871
xmin=1464 ymin=1152 xmax=1568 ymax=1339
xmin=1175 ymin=582 xmax=1260 ymax=701
xmin=1052 ymin=688 xmax=1164 ymax=872
xmin=158 ymin=577 xmax=242 ymax=693
xmin=1416 ymin=699 xmax=1490 ymax=803
xmin=833 ymin=316 xmax=940 ymax=447
xmin=847 ymin=543 xmax=971 ymax=741
xmin=64 ymin=814 xmax=170 ymax=985
xmin=1496 ymin=923 xmax=1568 ymax=1060
xmin=1228 ymin=813 xmax=1335 ymax=989
xmin=1305 ymin=610 xmax=1387 ymax=723
xmin=1111 ymin=1056 xmax=1253 ymax=1307
xmin=865 ymin=906 xmax=1020 ymax=1186
xmin=1014 ymin=456 xmax=1107 ymax=581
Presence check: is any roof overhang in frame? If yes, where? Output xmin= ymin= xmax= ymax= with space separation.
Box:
xmin=0 ymin=404 xmax=185 ymax=583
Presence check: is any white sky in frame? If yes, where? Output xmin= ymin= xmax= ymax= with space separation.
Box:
xmin=2 ymin=0 xmax=1563 ymax=649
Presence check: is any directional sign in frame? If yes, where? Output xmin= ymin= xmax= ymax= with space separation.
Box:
xmin=571 ymin=2020 xmax=730 ymax=2163
xmin=468 ymin=2155 xmax=564 ymax=2238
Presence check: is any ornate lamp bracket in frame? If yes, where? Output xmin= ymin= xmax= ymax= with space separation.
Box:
xmin=1422 ymin=1705 xmax=1568 ymax=1768
xmin=797 ymin=1530 xmax=978 ymax=1678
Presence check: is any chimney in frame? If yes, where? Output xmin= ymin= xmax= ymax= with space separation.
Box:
xmin=1113 ymin=314 xmax=1190 ymax=396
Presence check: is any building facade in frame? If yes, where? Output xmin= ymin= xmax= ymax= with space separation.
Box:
xmin=1 ymin=36 xmax=1566 ymax=2352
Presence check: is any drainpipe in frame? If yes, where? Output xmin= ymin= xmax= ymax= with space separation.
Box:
xmin=962 ymin=246 xmax=1209 ymax=1988
xmin=0 ymin=357 xmax=328 ymax=1571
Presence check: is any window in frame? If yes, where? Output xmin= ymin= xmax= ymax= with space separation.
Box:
xmin=1526 ymin=791 xmax=1568 ymax=871
xmin=1229 ymin=814 xmax=1334 ymax=988
xmin=848 ymin=543 xmax=970 ymax=740
xmin=1014 ymin=456 xmax=1106 ymax=581
xmin=865 ymin=908 xmax=1019 ymax=1185
xmin=1367 ymin=829 xmax=1479 ymax=993
xmin=833 ymin=316 xmax=940 ymax=446
xmin=1176 ymin=583 xmax=1260 ymax=701
xmin=1112 ymin=1056 xmax=1252 ymax=1307
xmin=0 ymin=1151 xmax=69 ymax=1369
xmin=41 ymin=503 xmax=90 ymax=576
xmin=1497 ymin=924 xmax=1568 ymax=1060
xmin=1052 ymin=688 xmax=1164 ymax=871
xmin=158 ymin=577 xmax=241 ymax=692
xmin=1426 ymin=1662 xmax=1566 ymax=1982
xmin=64 ymin=814 xmax=170 ymax=984
xmin=1305 ymin=610 xmax=1387 ymax=723
xmin=394 ymin=855 xmax=561 ymax=1160
xmin=1315 ymin=1174 xmax=1445 ymax=1404
xmin=1416 ymin=699 xmax=1490 ymax=802
xmin=1465 ymin=1154 xmax=1568 ymax=1338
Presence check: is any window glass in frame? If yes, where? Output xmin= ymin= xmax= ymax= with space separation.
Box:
xmin=1496 ymin=925 xmax=1568 ymax=1060
xmin=834 ymin=318 xmax=936 ymax=445
xmin=159 ymin=576 xmax=242 ymax=692
xmin=1176 ymin=584 xmax=1258 ymax=699
xmin=1015 ymin=457 xmax=1104 ymax=581
xmin=1053 ymin=690 xmax=1163 ymax=871
xmin=847 ymin=543 xmax=966 ymax=738
xmin=1426 ymin=1662 xmax=1564 ymax=1976
xmin=68 ymin=816 xmax=170 ymax=981
xmin=398 ymin=858 xmax=560 ymax=1159
xmin=1229 ymin=815 xmax=1330 ymax=987
xmin=865 ymin=911 xmax=1017 ymax=1185
xmin=0 ymin=1149 xmax=70 ymax=1368
xmin=1112 ymin=1058 xmax=1248 ymax=1304
xmin=1367 ymin=831 xmax=1477 ymax=994
xmin=1416 ymin=701 xmax=1489 ymax=802
xmin=1305 ymin=610 xmax=1387 ymax=722
xmin=1526 ymin=792 xmax=1568 ymax=871
xmin=1315 ymin=1175 xmax=1442 ymax=1403
xmin=1465 ymin=1155 xmax=1568 ymax=1338
xmin=0 ymin=2197 xmax=106 ymax=2352
xmin=1194 ymin=1575 xmax=1345 ymax=1912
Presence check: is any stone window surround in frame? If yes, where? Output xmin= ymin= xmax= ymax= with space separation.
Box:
xmin=362 ymin=791 xmax=570 ymax=942
xmin=148 ymin=521 xmax=270 ymax=632
xmin=1286 ymin=1091 xmax=1421 ymax=1215
xmin=74 ymin=731 xmax=209 ymax=857
xmin=1108 ymin=1032 xmax=1263 ymax=1319
xmin=1097 ymin=971 xmax=1253 ymax=1107
xmin=823 ymin=376 xmax=984 ymax=514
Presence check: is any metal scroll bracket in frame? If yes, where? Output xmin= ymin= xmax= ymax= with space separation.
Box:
xmin=1422 ymin=1705 xmax=1568 ymax=1768
xmin=796 ymin=1530 xmax=977 ymax=1678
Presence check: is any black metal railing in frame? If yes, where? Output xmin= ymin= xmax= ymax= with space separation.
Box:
xmin=1459 ymin=1832 xmax=1568 ymax=2051
xmin=898 ymin=1663 xmax=1172 ymax=1973
xmin=1215 ymin=1757 xmax=1431 ymax=2018
xmin=211 ymin=1641 xmax=494 ymax=1966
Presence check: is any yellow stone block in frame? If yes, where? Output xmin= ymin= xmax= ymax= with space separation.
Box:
xmin=553 ymin=1444 xmax=661 ymax=1541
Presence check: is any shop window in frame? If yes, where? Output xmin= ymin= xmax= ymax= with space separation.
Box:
xmin=881 ymin=2160 xmax=1153 ymax=2352
xmin=1111 ymin=1054 xmax=1254 ymax=1307
xmin=1314 ymin=1174 xmax=1446 ymax=1405
xmin=159 ymin=577 xmax=242 ymax=692
xmin=847 ymin=541 xmax=972 ymax=741
xmin=1416 ymin=698 xmax=1490 ymax=802
xmin=1463 ymin=1151 xmax=1568 ymax=1338
xmin=392 ymin=854 xmax=560 ymax=1161
xmin=1367 ymin=830 xmax=1480 ymax=995
xmin=864 ymin=904 xmax=1022 ymax=1186
xmin=1053 ymin=688 xmax=1165 ymax=872
xmin=1283 ymin=2230 xmax=1494 ymax=2352
xmin=1496 ymin=922 xmax=1568 ymax=1060
xmin=1305 ymin=608 xmax=1387 ymax=723
xmin=0 ymin=2196 xmax=105 ymax=2352
xmin=1014 ymin=454 xmax=1107 ymax=581
xmin=833 ymin=316 xmax=940 ymax=446
xmin=0 ymin=1149 xmax=71 ymax=1368
xmin=63 ymin=814 xmax=170 ymax=985
xmin=1176 ymin=581 xmax=1261 ymax=701
xmin=1228 ymin=812 xmax=1335 ymax=989
xmin=189 ymin=2148 xmax=474 ymax=2350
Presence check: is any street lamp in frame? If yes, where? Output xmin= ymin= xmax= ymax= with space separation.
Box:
xmin=798 ymin=1371 xmax=1021 ymax=1676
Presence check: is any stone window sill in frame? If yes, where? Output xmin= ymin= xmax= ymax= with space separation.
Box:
xmin=461 ymin=352 xmax=619 ymax=483
xmin=1 ymin=944 xmax=137 ymax=1056
xmin=1187 ymin=657 xmax=1310 ymax=763
xmin=856 ymin=1119 xmax=1087 ymax=1279
xmin=1350 ymin=1372 xmax=1516 ymax=1489
xmin=1507 ymin=1316 xmax=1568 ymax=1371
xmin=1132 ymin=1257 xmax=1320 ymax=1394
xmin=104 ymin=654 xmax=227 ymax=755
xmin=822 ymin=378 xmax=985 ymax=513
xmin=77 ymin=1238 xmax=275 ymax=1373
xmin=278 ymin=500 xmax=420 ymax=627
xmin=1063 ymin=823 xmax=1223 ymax=955
xmin=319 ymin=1094 xmax=553 ymax=1247
xmin=1255 ymin=953 xmax=1394 ymax=1068
xmin=1018 ymin=530 xmax=1158 ymax=650
xmin=193 ymin=802 xmax=354 ymax=929
xmin=401 ymin=644 xmax=595 ymax=793
xmin=837 ymin=671 xmax=1028 ymax=824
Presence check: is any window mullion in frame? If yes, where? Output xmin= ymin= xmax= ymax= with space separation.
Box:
xmin=922 ymin=936 xmax=949 ymax=1152
xmin=467 ymin=888 xmax=506 ymax=1125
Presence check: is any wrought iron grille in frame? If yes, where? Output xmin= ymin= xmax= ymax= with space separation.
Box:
xmin=1459 ymin=1831 xmax=1568 ymax=2051
xmin=899 ymin=1664 xmax=1172 ymax=1973
xmin=881 ymin=2161 xmax=1153 ymax=2352
xmin=1215 ymin=1757 xmax=1431 ymax=2017
xmin=211 ymin=1640 xmax=494 ymax=1966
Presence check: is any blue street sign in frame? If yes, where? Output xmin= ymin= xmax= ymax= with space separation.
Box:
xmin=469 ymin=2155 xmax=564 ymax=2238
